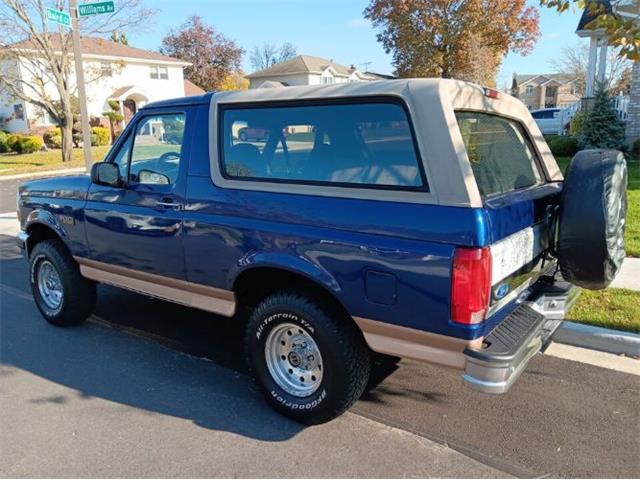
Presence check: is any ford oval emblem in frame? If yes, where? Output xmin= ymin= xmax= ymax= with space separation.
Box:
xmin=495 ymin=283 xmax=510 ymax=300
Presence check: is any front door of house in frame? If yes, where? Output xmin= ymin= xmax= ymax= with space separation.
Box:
xmin=123 ymin=99 xmax=137 ymax=124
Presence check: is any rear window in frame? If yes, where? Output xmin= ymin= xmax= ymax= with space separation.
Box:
xmin=455 ymin=112 xmax=544 ymax=197
xmin=220 ymin=101 xmax=425 ymax=190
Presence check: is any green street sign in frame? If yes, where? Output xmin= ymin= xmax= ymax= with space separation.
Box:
xmin=77 ymin=1 xmax=115 ymax=17
xmin=46 ymin=7 xmax=71 ymax=27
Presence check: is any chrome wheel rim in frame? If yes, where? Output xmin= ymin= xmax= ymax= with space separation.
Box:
xmin=265 ymin=322 xmax=323 ymax=397
xmin=37 ymin=260 xmax=63 ymax=310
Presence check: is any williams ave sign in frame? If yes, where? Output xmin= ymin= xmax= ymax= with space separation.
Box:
xmin=77 ymin=1 xmax=115 ymax=17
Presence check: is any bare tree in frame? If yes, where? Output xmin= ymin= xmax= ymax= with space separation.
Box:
xmin=0 ymin=0 xmax=155 ymax=161
xmin=249 ymin=42 xmax=297 ymax=71
xmin=549 ymin=43 xmax=632 ymax=96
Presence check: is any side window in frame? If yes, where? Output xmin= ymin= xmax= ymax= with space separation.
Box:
xmin=129 ymin=113 xmax=185 ymax=186
xmin=111 ymin=133 xmax=132 ymax=175
xmin=455 ymin=111 xmax=544 ymax=197
xmin=221 ymin=101 xmax=425 ymax=189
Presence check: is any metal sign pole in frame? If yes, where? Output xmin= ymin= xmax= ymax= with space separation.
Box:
xmin=69 ymin=0 xmax=93 ymax=172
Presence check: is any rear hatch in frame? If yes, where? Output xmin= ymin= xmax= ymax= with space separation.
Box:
xmin=455 ymin=110 xmax=561 ymax=321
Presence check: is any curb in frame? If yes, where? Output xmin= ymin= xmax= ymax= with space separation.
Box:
xmin=0 ymin=167 xmax=87 ymax=181
xmin=554 ymin=321 xmax=640 ymax=357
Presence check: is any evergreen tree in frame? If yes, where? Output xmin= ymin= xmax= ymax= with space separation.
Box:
xmin=579 ymin=84 xmax=626 ymax=150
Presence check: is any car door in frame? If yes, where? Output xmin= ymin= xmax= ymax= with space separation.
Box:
xmin=84 ymin=109 xmax=191 ymax=279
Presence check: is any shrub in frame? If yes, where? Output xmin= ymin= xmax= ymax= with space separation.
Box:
xmin=43 ymin=128 xmax=63 ymax=148
xmin=547 ymin=135 xmax=579 ymax=157
xmin=578 ymin=84 xmax=626 ymax=150
xmin=14 ymin=135 xmax=44 ymax=154
xmin=7 ymin=134 xmax=22 ymax=152
xmin=0 ymin=131 xmax=8 ymax=153
xmin=91 ymin=126 xmax=110 ymax=146
xmin=632 ymin=138 xmax=640 ymax=159
xmin=569 ymin=111 xmax=586 ymax=136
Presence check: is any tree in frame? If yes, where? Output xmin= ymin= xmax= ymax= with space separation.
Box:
xmin=110 ymin=31 xmax=128 ymax=45
xmin=579 ymin=83 xmax=626 ymax=149
xmin=103 ymin=100 xmax=124 ymax=142
xmin=549 ymin=43 xmax=632 ymax=95
xmin=249 ymin=42 xmax=297 ymax=71
xmin=540 ymin=1 xmax=640 ymax=61
xmin=160 ymin=16 xmax=244 ymax=92
xmin=364 ymin=0 xmax=540 ymax=86
xmin=219 ymin=72 xmax=249 ymax=91
xmin=0 ymin=0 xmax=152 ymax=162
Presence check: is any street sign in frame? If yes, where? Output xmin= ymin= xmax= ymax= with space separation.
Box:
xmin=77 ymin=1 xmax=115 ymax=17
xmin=46 ymin=8 xmax=71 ymax=27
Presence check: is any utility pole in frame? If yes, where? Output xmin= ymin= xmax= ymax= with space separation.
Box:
xmin=69 ymin=0 xmax=93 ymax=172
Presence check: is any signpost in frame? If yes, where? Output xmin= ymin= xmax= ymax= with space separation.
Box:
xmin=46 ymin=8 xmax=71 ymax=28
xmin=46 ymin=1 xmax=116 ymax=172
xmin=77 ymin=1 xmax=115 ymax=17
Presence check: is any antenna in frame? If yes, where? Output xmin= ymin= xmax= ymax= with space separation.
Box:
xmin=360 ymin=61 xmax=372 ymax=72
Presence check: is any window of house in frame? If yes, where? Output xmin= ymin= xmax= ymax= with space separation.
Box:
xmin=101 ymin=61 xmax=113 ymax=76
xmin=149 ymin=65 xmax=168 ymax=80
xmin=455 ymin=111 xmax=544 ymax=197
xmin=321 ymin=76 xmax=335 ymax=85
xmin=525 ymin=85 xmax=534 ymax=95
xmin=220 ymin=101 xmax=425 ymax=189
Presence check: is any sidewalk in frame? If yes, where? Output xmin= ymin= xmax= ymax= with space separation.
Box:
xmin=611 ymin=257 xmax=640 ymax=290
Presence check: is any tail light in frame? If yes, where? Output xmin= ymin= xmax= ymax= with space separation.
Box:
xmin=451 ymin=247 xmax=492 ymax=325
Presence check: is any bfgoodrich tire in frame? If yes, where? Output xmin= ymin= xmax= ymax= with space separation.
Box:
xmin=557 ymin=149 xmax=627 ymax=290
xmin=29 ymin=240 xmax=96 ymax=326
xmin=245 ymin=291 xmax=370 ymax=424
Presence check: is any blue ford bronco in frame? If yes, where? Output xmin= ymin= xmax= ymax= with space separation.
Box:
xmin=17 ymin=80 xmax=627 ymax=424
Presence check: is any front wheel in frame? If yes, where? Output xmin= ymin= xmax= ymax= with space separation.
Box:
xmin=245 ymin=291 xmax=370 ymax=424
xmin=29 ymin=240 xmax=96 ymax=326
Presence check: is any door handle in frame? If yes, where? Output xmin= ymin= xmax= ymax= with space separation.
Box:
xmin=155 ymin=200 xmax=183 ymax=211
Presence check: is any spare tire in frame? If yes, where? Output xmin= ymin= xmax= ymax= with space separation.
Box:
xmin=557 ymin=149 xmax=627 ymax=290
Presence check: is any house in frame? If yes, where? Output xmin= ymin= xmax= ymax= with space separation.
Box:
xmin=0 ymin=37 xmax=191 ymax=134
xmin=511 ymin=73 xmax=581 ymax=110
xmin=246 ymin=55 xmax=375 ymax=89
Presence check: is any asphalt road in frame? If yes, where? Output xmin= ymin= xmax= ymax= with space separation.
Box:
xmin=1 ymin=173 xmax=639 ymax=477
xmin=0 ymin=230 xmax=638 ymax=478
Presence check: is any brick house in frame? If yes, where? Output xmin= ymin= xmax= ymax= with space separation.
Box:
xmin=511 ymin=74 xmax=581 ymax=110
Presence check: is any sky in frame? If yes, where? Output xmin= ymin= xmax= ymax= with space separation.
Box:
xmin=129 ymin=0 xmax=585 ymax=89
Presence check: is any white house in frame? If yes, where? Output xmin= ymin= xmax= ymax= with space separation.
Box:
xmin=246 ymin=55 xmax=375 ymax=89
xmin=0 ymin=36 xmax=196 ymax=134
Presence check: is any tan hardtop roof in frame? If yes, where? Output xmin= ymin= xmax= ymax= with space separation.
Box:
xmin=209 ymin=78 xmax=562 ymax=208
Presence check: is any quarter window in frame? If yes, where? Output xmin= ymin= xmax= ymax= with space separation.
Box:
xmin=220 ymin=101 xmax=425 ymax=189
xmin=455 ymin=112 xmax=543 ymax=197
xmin=126 ymin=113 xmax=185 ymax=186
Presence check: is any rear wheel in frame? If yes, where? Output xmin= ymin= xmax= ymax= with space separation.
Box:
xmin=30 ymin=240 xmax=96 ymax=326
xmin=245 ymin=291 xmax=370 ymax=424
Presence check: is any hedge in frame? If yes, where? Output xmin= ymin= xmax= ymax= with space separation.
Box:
xmin=547 ymin=135 xmax=579 ymax=157
xmin=0 ymin=131 xmax=8 ymax=153
xmin=91 ymin=126 xmax=110 ymax=146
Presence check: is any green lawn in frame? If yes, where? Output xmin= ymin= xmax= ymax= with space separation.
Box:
xmin=566 ymin=288 xmax=640 ymax=333
xmin=556 ymin=155 xmax=639 ymax=257
xmin=0 ymin=146 xmax=111 ymax=176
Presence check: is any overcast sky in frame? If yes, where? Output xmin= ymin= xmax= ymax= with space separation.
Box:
xmin=130 ymin=0 xmax=584 ymax=89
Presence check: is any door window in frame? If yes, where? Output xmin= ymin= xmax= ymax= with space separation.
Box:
xmin=128 ymin=113 xmax=185 ymax=185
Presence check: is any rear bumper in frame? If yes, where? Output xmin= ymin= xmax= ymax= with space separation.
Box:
xmin=462 ymin=281 xmax=579 ymax=394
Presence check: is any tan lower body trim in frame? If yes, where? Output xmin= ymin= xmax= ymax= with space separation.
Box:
xmin=75 ymin=257 xmax=236 ymax=317
xmin=353 ymin=316 xmax=483 ymax=369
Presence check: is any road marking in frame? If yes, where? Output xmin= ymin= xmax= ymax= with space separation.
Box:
xmin=546 ymin=342 xmax=640 ymax=376
xmin=0 ymin=283 xmax=33 ymax=302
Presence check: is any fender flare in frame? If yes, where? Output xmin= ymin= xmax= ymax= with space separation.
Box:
xmin=230 ymin=251 xmax=343 ymax=298
xmin=23 ymin=209 xmax=71 ymax=254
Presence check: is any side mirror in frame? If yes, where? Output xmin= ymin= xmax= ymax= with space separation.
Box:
xmin=91 ymin=162 xmax=121 ymax=187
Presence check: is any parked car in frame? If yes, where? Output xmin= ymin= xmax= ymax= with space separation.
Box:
xmin=237 ymin=125 xmax=269 ymax=142
xmin=530 ymin=107 xmax=569 ymax=135
xmin=16 ymin=80 xmax=627 ymax=424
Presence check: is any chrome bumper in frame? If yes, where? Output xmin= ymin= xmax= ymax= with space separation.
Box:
xmin=462 ymin=281 xmax=579 ymax=394
xmin=16 ymin=230 xmax=28 ymax=253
